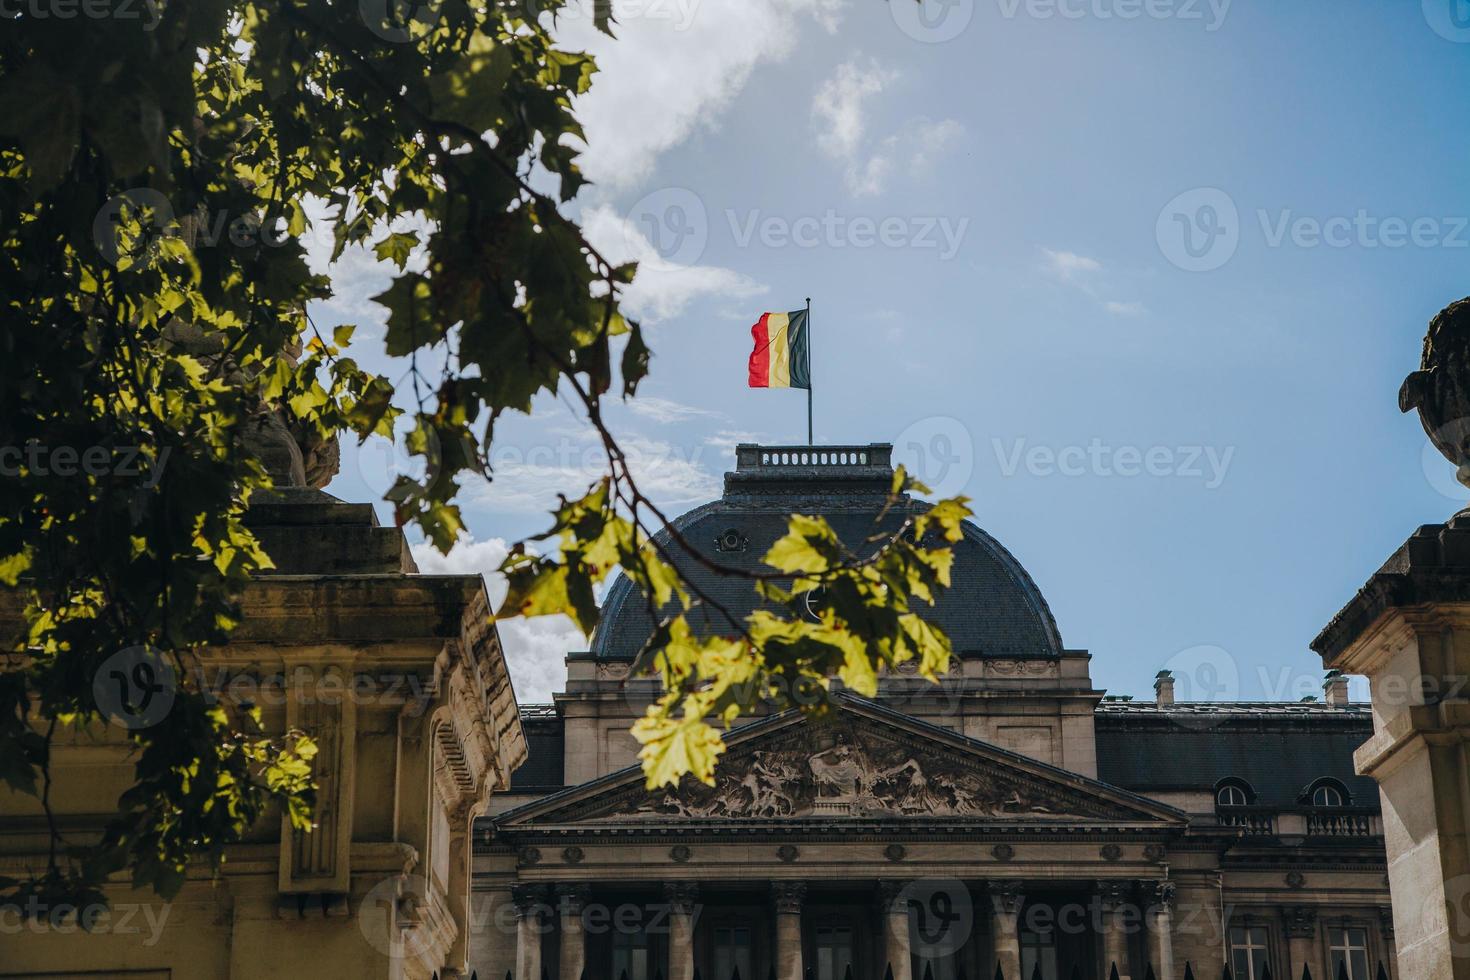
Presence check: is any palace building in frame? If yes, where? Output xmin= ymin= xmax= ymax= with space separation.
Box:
xmin=471 ymin=445 xmax=1393 ymax=980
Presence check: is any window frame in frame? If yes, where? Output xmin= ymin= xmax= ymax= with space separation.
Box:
xmin=1228 ymin=923 xmax=1273 ymax=980
xmin=1215 ymin=779 xmax=1254 ymax=808
xmin=1325 ymin=923 xmax=1372 ymax=980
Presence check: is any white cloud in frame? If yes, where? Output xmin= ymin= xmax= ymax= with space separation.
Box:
xmin=851 ymin=117 xmax=965 ymax=197
xmin=1041 ymin=248 xmax=1103 ymax=282
xmin=474 ymin=428 xmax=721 ymax=515
xmin=813 ymin=57 xmax=897 ymax=162
xmin=1041 ymin=248 xmax=1147 ymax=318
xmin=625 ymin=395 xmax=725 ymax=424
xmin=581 ymin=204 xmax=765 ymax=321
xmin=812 ymin=57 xmax=961 ymax=197
xmin=410 ymin=537 xmax=586 ymax=704
xmin=559 ymin=0 xmax=851 ymax=190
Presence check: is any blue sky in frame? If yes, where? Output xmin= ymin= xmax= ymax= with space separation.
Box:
xmin=311 ymin=0 xmax=1470 ymax=704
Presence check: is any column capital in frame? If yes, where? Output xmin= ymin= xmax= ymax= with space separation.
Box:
xmin=511 ymin=883 xmax=548 ymax=920
xmin=877 ymin=879 xmax=910 ymax=913
xmin=555 ymin=882 xmax=591 ymax=914
xmin=1379 ymin=906 xmax=1395 ymax=940
xmin=1095 ymin=879 xmax=1133 ymax=911
xmin=665 ymin=881 xmax=700 ymax=916
xmin=1282 ymin=905 xmax=1318 ymax=939
xmin=1147 ymin=880 xmax=1177 ymax=913
xmin=772 ymin=881 xmax=806 ymax=914
xmin=989 ymin=881 xmax=1025 ymax=917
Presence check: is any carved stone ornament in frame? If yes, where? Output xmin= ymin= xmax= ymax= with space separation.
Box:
xmin=1401 ymin=297 xmax=1470 ymax=489
xmin=664 ymin=882 xmax=699 ymax=915
xmin=1283 ymin=905 xmax=1318 ymax=939
xmin=516 ymin=846 xmax=542 ymax=868
xmin=989 ymin=882 xmax=1024 ymax=916
xmin=1285 ymin=871 xmax=1306 ymax=890
xmin=992 ymin=843 xmax=1015 ymax=862
xmin=989 ymin=658 xmax=1054 ymax=676
xmin=776 ymin=844 xmax=799 ymax=864
xmin=1100 ymin=843 xmax=1123 ymax=862
xmin=714 ymin=527 xmax=749 ymax=553
xmin=510 ymin=884 xmax=547 ymax=920
xmin=562 ymin=846 xmax=584 ymax=865
xmin=597 ymin=662 xmax=631 ymax=682
xmin=1095 ymin=880 xmax=1132 ymax=911
xmin=670 ymin=844 xmax=693 ymax=863
xmin=884 ymin=843 xmax=907 ymax=862
xmin=772 ymin=881 xmax=806 ymax=913
xmin=623 ymin=721 xmax=1100 ymax=821
xmin=1149 ymin=881 xmax=1177 ymax=911
xmin=1143 ymin=843 xmax=1167 ymax=863
xmin=556 ymin=883 xmax=590 ymax=914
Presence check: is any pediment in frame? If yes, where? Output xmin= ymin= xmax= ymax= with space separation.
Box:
xmin=495 ymin=697 xmax=1184 ymax=830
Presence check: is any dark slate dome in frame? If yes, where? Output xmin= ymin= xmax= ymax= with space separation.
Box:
xmin=589 ymin=444 xmax=1062 ymax=660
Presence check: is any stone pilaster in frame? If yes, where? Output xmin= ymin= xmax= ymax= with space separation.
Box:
xmin=879 ymin=880 xmax=914 ymax=980
xmin=990 ymin=882 xmax=1024 ymax=980
xmin=666 ymin=882 xmax=699 ymax=980
xmin=557 ymin=884 xmax=590 ymax=980
xmin=773 ymin=882 xmax=806 ymax=980
xmin=1312 ymin=506 xmax=1470 ymax=980
xmin=1283 ymin=905 xmax=1320 ymax=980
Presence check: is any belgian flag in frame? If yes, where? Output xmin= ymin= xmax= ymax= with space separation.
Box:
xmin=747 ymin=309 xmax=811 ymax=389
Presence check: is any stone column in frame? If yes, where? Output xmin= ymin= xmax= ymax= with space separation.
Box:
xmin=1283 ymin=906 xmax=1319 ymax=980
xmin=666 ymin=882 xmax=699 ymax=980
xmin=1146 ymin=882 xmax=1176 ymax=980
xmin=557 ymin=884 xmax=590 ymax=980
xmin=1098 ymin=881 xmax=1133 ymax=980
xmin=990 ymin=883 xmax=1023 ymax=980
xmin=772 ymin=882 xmax=806 ymax=980
xmin=1311 ymin=494 xmax=1470 ymax=980
xmin=879 ymin=881 xmax=914 ymax=980
xmin=512 ymin=884 xmax=547 ymax=980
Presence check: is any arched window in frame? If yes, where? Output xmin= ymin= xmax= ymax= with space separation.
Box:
xmin=1215 ymin=779 xmax=1253 ymax=807
xmin=1309 ymin=780 xmax=1348 ymax=807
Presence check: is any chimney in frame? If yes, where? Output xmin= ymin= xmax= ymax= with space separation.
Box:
xmin=1323 ymin=669 xmax=1349 ymax=706
xmin=1154 ymin=669 xmax=1175 ymax=706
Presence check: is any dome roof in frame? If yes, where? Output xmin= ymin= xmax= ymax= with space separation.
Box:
xmin=590 ymin=444 xmax=1063 ymax=660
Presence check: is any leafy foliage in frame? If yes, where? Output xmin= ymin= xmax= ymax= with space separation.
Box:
xmin=0 ymin=0 xmax=969 ymax=912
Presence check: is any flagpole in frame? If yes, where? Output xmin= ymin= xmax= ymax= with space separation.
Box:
xmin=805 ymin=297 xmax=813 ymax=445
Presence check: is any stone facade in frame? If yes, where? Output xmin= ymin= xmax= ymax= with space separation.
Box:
xmin=472 ymin=446 xmax=1394 ymax=980
xmin=0 ymin=489 xmax=526 ymax=979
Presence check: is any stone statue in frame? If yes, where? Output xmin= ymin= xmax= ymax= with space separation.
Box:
xmin=1400 ymin=297 xmax=1470 ymax=490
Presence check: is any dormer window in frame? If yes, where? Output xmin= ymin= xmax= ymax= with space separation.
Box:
xmin=1309 ymin=781 xmax=1348 ymax=807
xmin=1215 ymin=780 xmax=1252 ymax=807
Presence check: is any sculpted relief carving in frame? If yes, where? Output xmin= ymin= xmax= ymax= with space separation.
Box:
xmin=624 ymin=724 xmax=1095 ymax=820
